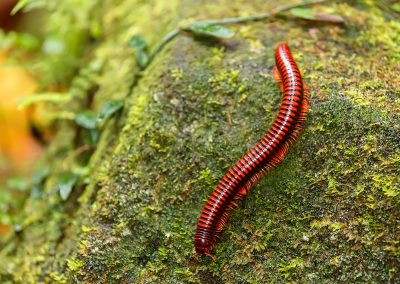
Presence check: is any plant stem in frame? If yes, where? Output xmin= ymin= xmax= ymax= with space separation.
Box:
xmin=146 ymin=29 xmax=180 ymax=66
xmin=145 ymin=0 xmax=326 ymax=68
xmin=187 ymin=0 xmax=326 ymax=25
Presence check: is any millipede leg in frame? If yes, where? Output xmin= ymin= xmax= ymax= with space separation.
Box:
xmin=273 ymin=66 xmax=284 ymax=92
xmin=205 ymin=252 xmax=215 ymax=261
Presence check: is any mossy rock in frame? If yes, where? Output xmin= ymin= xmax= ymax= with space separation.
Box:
xmin=1 ymin=0 xmax=399 ymax=283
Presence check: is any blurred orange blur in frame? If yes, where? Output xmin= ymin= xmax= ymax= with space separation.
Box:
xmin=1 ymin=0 xmax=43 ymax=171
xmin=0 ymin=51 xmax=42 ymax=170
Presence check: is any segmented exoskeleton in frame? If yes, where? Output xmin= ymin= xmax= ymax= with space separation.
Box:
xmin=194 ymin=43 xmax=310 ymax=259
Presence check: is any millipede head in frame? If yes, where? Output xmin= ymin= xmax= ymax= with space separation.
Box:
xmin=194 ymin=237 xmax=214 ymax=258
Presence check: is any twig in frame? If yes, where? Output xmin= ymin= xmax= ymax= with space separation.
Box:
xmin=145 ymin=0 xmax=326 ymax=67
xmin=146 ymin=29 xmax=180 ymax=66
xmin=187 ymin=0 xmax=326 ymax=25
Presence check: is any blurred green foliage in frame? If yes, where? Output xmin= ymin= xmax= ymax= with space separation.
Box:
xmin=5 ymin=0 xmax=102 ymax=86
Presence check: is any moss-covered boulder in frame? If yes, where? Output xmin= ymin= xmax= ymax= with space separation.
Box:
xmin=1 ymin=0 xmax=399 ymax=283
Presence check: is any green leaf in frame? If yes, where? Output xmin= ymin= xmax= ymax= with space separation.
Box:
xmin=137 ymin=51 xmax=149 ymax=69
xmin=128 ymin=34 xmax=147 ymax=50
xmin=32 ymin=168 xmax=49 ymax=185
xmin=290 ymin=8 xmax=315 ymax=20
xmin=75 ymin=111 xmax=97 ymax=129
xmin=128 ymin=34 xmax=150 ymax=69
xmin=290 ymin=8 xmax=345 ymax=23
xmin=88 ymin=129 xmax=99 ymax=146
xmin=58 ymin=172 xmax=78 ymax=201
xmin=12 ymin=0 xmax=46 ymax=15
xmin=15 ymin=33 xmax=40 ymax=51
xmin=184 ymin=23 xmax=234 ymax=39
xmin=18 ymin=93 xmax=70 ymax=109
xmin=11 ymin=0 xmax=30 ymax=15
xmin=30 ymin=168 xmax=49 ymax=199
xmin=96 ymin=100 xmax=124 ymax=122
xmin=6 ymin=177 xmax=28 ymax=191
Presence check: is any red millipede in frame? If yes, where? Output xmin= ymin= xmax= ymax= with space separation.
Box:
xmin=194 ymin=43 xmax=310 ymax=260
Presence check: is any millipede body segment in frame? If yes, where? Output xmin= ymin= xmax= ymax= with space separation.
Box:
xmin=194 ymin=43 xmax=310 ymax=259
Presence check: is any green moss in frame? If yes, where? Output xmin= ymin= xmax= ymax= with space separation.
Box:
xmin=66 ymin=258 xmax=84 ymax=274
